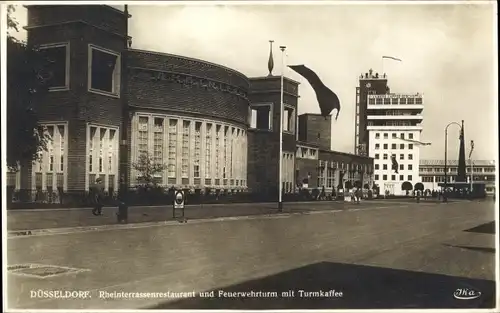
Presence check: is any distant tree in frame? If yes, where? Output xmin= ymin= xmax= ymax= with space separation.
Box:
xmin=401 ymin=181 xmax=413 ymax=196
xmin=414 ymin=182 xmax=424 ymax=191
xmin=6 ymin=5 xmax=51 ymax=170
xmin=132 ymin=152 xmax=166 ymax=189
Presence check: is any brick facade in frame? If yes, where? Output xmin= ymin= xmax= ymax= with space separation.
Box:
xmin=298 ymin=114 xmax=331 ymax=150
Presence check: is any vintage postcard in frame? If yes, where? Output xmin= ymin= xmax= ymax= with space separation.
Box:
xmin=2 ymin=1 xmax=498 ymax=311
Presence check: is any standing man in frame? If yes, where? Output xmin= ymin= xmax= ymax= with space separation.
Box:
xmin=91 ymin=177 xmax=105 ymax=216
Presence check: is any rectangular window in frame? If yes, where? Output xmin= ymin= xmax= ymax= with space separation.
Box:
xmin=383 ymin=164 xmax=387 ymax=170
xmin=283 ymin=106 xmax=294 ymax=132
xmin=400 ymin=133 xmax=405 ymax=139
xmin=400 ymin=144 xmax=404 ymax=149
xmin=391 ymin=98 xmax=398 ymax=105
xmin=251 ymin=104 xmax=272 ymax=130
xmin=383 ymin=133 xmax=388 ymax=139
xmin=383 ymin=175 xmax=387 ymax=181
xmin=375 ymin=133 xmax=380 ymax=139
xmin=408 ymin=164 xmax=413 ymax=170
xmin=400 ymin=154 xmax=404 ymax=160
xmin=407 ymin=97 xmax=414 ymax=104
xmin=223 ymin=126 xmax=229 ymax=179
xmin=375 ymin=174 xmax=379 ymax=180
xmin=415 ymin=98 xmax=423 ymax=105
xmin=39 ymin=43 xmax=69 ymax=90
xmin=58 ymin=125 xmax=65 ymax=172
xmin=375 ymin=164 xmax=379 ymax=170
xmin=215 ymin=125 xmax=221 ymax=178
xmin=409 ymin=133 xmax=414 ymax=139
xmin=399 ymin=175 xmax=404 ymax=180
xmin=154 ymin=118 xmax=163 ymax=166
xmin=88 ymin=45 xmax=121 ymax=96
xmin=409 ymin=144 xmax=413 ymax=150
xmin=182 ymin=121 xmax=190 ymax=178
xmin=168 ymin=119 xmax=177 ymax=177
xmin=89 ymin=126 xmax=96 ymax=172
xmin=383 ymin=144 xmax=388 ymax=149
xmin=391 ymin=144 xmax=396 ymax=149
xmin=375 ymin=154 xmax=379 ymax=159
xmin=391 ymin=175 xmax=395 ymax=181
xmin=400 ymin=98 xmax=407 ymax=105
xmin=138 ymin=117 xmax=148 ymax=157
xmin=194 ymin=122 xmax=201 ymax=178
xmin=400 ymin=164 xmax=404 ymax=170
xmin=408 ymin=175 xmax=413 ymax=181
xmin=383 ymin=154 xmax=388 ymax=160
xmin=205 ymin=123 xmax=212 ymax=179
xmin=408 ymin=154 xmax=413 ymax=160
xmin=375 ymin=144 xmax=379 ymax=150
xmin=392 ymin=133 xmax=397 ymax=138
xmin=108 ymin=129 xmax=115 ymax=172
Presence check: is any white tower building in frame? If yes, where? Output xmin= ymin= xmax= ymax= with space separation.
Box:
xmin=366 ymin=93 xmax=424 ymax=195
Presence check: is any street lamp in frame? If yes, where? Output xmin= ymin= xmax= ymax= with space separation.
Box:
xmin=443 ymin=121 xmax=463 ymax=202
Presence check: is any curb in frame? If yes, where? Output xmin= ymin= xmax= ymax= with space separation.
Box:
xmin=7 ymin=211 xmax=316 ymax=238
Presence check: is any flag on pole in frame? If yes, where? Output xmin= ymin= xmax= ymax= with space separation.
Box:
xmin=288 ymin=65 xmax=341 ymax=120
xmin=382 ymin=56 xmax=402 ymax=62
xmin=391 ymin=154 xmax=399 ymax=174
xmin=469 ymin=140 xmax=474 ymax=159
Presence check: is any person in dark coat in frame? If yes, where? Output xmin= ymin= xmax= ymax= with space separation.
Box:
xmin=91 ymin=178 xmax=105 ymax=216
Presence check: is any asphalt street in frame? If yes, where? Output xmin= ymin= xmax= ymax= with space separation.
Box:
xmin=6 ymin=200 xmax=496 ymax=310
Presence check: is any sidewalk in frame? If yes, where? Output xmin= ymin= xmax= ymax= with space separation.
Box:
xmin=7 ymin=201 xmax=340 ymax=232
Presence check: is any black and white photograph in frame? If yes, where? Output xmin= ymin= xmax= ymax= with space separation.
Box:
xmin=2 ymin=1 xmax=498 ymax=311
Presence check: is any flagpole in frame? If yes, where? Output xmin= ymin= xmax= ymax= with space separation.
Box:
xmin=278 ymin=45 xmax=286 ymax=212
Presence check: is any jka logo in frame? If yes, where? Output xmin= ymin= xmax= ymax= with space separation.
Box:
xmin=453 ymin=288 xmax=481 ymax=300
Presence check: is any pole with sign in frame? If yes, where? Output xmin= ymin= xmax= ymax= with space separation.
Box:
xmin=173 ymin=190 xmax=185 ymax=219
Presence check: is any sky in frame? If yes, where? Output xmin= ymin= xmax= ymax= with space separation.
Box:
xmin=8 ymin=2 xmax=498 ymax=160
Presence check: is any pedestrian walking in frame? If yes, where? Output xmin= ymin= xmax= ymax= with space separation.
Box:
xmin=91 ymin=177 xmax=105 ymax=216
xmin=355 ymin=187 xmax=361 ymax=204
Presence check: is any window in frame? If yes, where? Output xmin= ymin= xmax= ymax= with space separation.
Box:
xmin=383 ymin=175 xmax=387 ymax=181
xmin=400 ymin=133 xmax=405 ymax=139
xmin=205 ymin=124 xmax=212 ymax=178
xmin=383 ymin=164 xmax=387 ymax=170
xmin=153 ymin=118 xmax=163 ymax=166
xmin=391 ymin=98 xmax=398 ymax=105
xmin=383 ymin=154 xmax=388 ymax=160
xmin=376 ymin=98 xmax=383 ymax=105
xmin=383 ymin=133 xmax=388 ymax=139
xmin=369 ymin=98 xmax=375 ymax=105
xmin=250 ymin=104 xmax=272 ymax=130
xmin=383 ymin=144 xmax=388 ymax=149
xmin=415 ymin=98 xmax=423 ymax=104
xmin=375 ymin=133 xmax=380 ymax=139
xmin=138 ymin=117 xmax=148 ymax=157
xmin=384 ymin=98 xmax=390 ymax=105
xmin=375 ymin=164 xmax=379 ymax=170
xmin=409 ymin=133 xmax=414 ymax=139
xmin=408 ymin=175 xmax=413 ymax=181
xmin=375 ymin=154 xmax=379 ymax=159
xmin=408 ymin=154 xmax=413 ymax=160
xmin=88 ymin=45 xmax=121 ymax=96
xmin=400 ymin=154 xmax=404 ymax=160
xmin=375 ymin=144 xmax=380 ymax=150
xmin=168 ymin=119 xmax=177 ymax=177
xmin=181 ymin=121 xmax=190 ymax=178
xmin=39 ymin=43 xmax=70 ymax=90
xmin=399 ymin=175 xmax=404 ymax=181
xmin=407 ymin=97 xmax=414 ymax=104
xmin=215 ymin=125 xmax=221 ymax=178
xmin=391 ymin=175 xmax=395 ymax=180
xmin=194 ymin=122 xmax=201 ymax=178
xmin=422 ymin=176 xmax=433 ymax=182
xmin=400 ymin=144 xmax=404 ymax=149
xmin=400 ymin=98 xmax=407 ymax=104
xmin=392 ymin=133 xmax=397 ymax=138
xmin=400 ymin=164 xmax=404 ymax=170
xmin=392 ymin=144 xmax=396 ymax=149
xmin=375 ymin=174 xmax=379 ymax=180
xmin=223 ymin=126 xmax=229 ymax=179
xmin=408 ymin=164 xmax=413 ymax=170
xmin=283 ymin=106 xmax=294 ymax=132
xmin=409 ymin=144 xmax=413 ymax=150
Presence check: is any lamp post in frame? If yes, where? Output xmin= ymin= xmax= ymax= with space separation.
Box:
xmin=278 ymin=45 xmax=286 ymax=212
xmin=443 ymin=121 xmax=462 ymax=202
xmin=469 ymin=140 xmax=474 ymax=193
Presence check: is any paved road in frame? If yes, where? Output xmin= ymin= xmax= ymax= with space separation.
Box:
xmin=6 ymin=200 xmax=496 ymax=310
xmin=7 ymin=198 xmax=458 ymax=231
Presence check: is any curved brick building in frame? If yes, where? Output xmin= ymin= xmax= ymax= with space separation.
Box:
xmin=10 ymin=5 xmax=374 ymax=203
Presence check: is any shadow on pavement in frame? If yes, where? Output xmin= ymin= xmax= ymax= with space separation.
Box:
xmin=443 ymin=244 xmax=495 ymax=254
xmin=464 ymin=221 xmax=496 ymax=235
xmin=147 ymin=262 xmax=495 ymax=310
